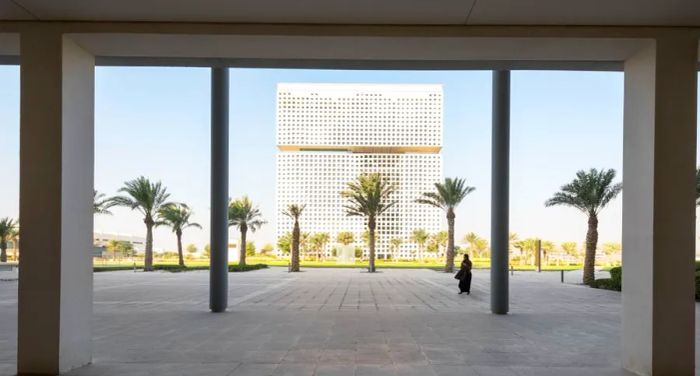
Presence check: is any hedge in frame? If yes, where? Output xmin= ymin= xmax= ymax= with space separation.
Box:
xmin=592 ymin=266 xmax=621 ymax=291
xmin=94 ymin=263 xmax=269 ymax=273
xmin=594 ymin=265 xmax=700 ymax=300
xmin=94 ymin=265 xmax=138 ymax=272
xmin=152 ymin=264 xmax=209 ymax=273
xmin=591 ymin=278 xmax=619 ymax=291
xmin=228 ymin=263 xmax=268 ymax=272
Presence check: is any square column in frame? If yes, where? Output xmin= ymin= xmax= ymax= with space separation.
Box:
xmin=622 ymin=37 xmax=698 ymax=375
xmin=18 ymin=31 xmax=94 ymax=374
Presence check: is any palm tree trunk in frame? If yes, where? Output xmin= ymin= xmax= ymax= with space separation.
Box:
xmin=291 ymin=221 xmax=300 ymax=272
xmin=368 ymin=217 xmax=376 ymax=272
xmin=239 ymin=226 xmax=247 ymax=266
xmin=0 ymin=241 xmax=6 ymax=263
xmin=145 ymin=223 xmax=154 ymax=271
xmin=583 ymin=214 xmax=599 ymax=285
xmin=445 ymin=210 xmax=456 ymax=273
xmin=176 ymin=231 xmax=185 ymax=267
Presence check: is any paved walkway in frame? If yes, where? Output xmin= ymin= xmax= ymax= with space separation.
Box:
xmin=0 ymin=267 xmax=686 ymax=375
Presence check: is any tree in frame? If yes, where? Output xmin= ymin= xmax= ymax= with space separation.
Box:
xmin=463 ymin=232 xmax=480 ymax=257
xmin=545 ymin=168 xmax=622 ymax=285
xmin=561 ymin=241 xmax=578 ymax=258
xmin=426 ymin=236 xmax=440 ymax=257
xmin=417 ymin=177 xmax=476 ymax=272
xmin=281 ymin=204 xmax=305 ymax=272
xmin=473 ymin=238 xmax=489 ymax=260
xmin=8 ymin=227 xmax=18 ymax=261
xmin=361 ymin=230 xmax=381 ymax=258
xmin=602 ymin=242 xmax=621 ymax=255
xmin=541 ymin=240 xmax=555 ymax=265
xmin=341 ymin=173 xmax=397 ymax=272
xmin=246 ymin=241 xmax=256 ymax=256
xmin=158 ymin=203 xmax=202 ymax=267
xmin=513 ymin=238 xmax=538 ymax=265
xmin=106 ymin=240 xmax=134 ymax=260
xmin=0 ymin=218 xmax=18 ymax=263
xmin=261 ymin=243 xmax=275 ymax=255
xmin=228 ymin=196 xmax=266 ymax=266
xmin=433 ymin=231 xmax=448 ymax=257
xmin=411 ymin=228 xmax=429 ymax=261
xmin=336 ymin=231 xmax=355 ymax=246
xmin=277 ymin=233 xmax=292 ymax=255
xmin=309 ymin=232 xmax=330 ymax=260
xmin=111 ymin=177 xmax=172 ymax=271
xmin=299 ymin=232 xmax=311 ymax=260
xmin=186 ymin=244 xmax=198 ymax=255
xmin=203 ymin=244 xmax=211 ymax=258
xmin=389 ymin=237 xmax=403 ymax=261
xmin=93 ymin=190 xmax=116 ymax=215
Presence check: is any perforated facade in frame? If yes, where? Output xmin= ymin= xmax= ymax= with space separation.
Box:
xmin=276 ymin=83 xmax=443 ymax=259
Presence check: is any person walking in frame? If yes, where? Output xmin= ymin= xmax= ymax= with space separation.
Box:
xmin=455 ymin=254 xmax=473 ymax=294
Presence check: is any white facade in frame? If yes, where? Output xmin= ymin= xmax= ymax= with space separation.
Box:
xmin=93 ymin=232 xmax=146 ymax=252
xmin=276 ymin=83 xmax=443 ymax=259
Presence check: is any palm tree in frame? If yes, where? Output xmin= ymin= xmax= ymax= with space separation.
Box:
xmin=282 ymin=204 xmax=305 ymax=272
xmin=309 ymin=232 xmax=330 ymax=261
xmin=228 ymin=196 xmax=266 ymax=266
xmin=0 ymin=218 xmax=18 ymax=263
xmin=111 ymin=177 xmax=172 ymax=271
xmin=545 ymin=168 xmax=622 ymax=285
xmin=433 ymin=231 xmax=449 ymax=258
xmin=341 ymin=173 xmax=397 ymax=273
xmin=158 ymin=203 xmax=202 ymax=267
xmin=9 ymin=227 xmax=19 ymax=262
xmin=411 ymin=228 xmax=429 ymax=261
xmin=93 ymin=190 xmax=116 ymax=215
xmin=474 ymin=238 xmax=490 ymax=260
xmin=417 ymin=178 xmax=475 ymax=272
xmin=389 ymin=237 xmax=403 ymax=261
xmin=463 ymin=232 xmax=479 ymax=257
xmin=336 ymin=231 xmax=355 ymax=246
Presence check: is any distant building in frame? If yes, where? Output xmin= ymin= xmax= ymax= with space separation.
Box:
xmin=93 ymin=232 xmax=146 ymax=256
xmin=276 ymin=83 xmax=443 ymax=259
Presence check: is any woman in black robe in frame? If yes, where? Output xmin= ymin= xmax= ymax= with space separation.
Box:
xmin=456 ymin=254 xmax=472 ymax=295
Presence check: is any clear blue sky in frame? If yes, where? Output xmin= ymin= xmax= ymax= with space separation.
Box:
xmin=0 ymin=66 xmax=696 ymax=252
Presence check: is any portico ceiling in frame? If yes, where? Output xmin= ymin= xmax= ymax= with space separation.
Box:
xmin=1 ymin=0 xmax=700 ymax=26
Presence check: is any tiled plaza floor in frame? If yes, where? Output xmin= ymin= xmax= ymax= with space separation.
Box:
xmin=0 ymin=267 xmax=689 ymax=375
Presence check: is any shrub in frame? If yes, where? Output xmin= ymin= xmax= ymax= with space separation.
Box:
xmin=591 ymin=278 xmax=620 ymax=291
xmin=609 ymin=266 xmax=622 ymax=286
xmin=228 ymin=263 xmax=268 ymax=272
xmin=153 ymin=264 xmax=209 ymax=273
xmin=94 ymin=266 xmax=138 ymax=272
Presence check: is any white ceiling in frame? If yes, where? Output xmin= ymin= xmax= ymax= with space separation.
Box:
xmin=1 ymin=0 xmax=699 ymax=26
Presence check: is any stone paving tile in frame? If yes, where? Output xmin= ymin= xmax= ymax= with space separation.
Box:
xmin=229 ymin=363 xmax=278 ymax=376
xmin=0 ymin=268 xmax=698 ymax=375
xmin=314 ymin=364 xmax=355 ymax=376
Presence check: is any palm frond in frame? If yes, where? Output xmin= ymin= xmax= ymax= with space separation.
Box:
xmin=416 ymin=177 xmax=475 ymax=211
xmin=545 ymin=168 xmax=622 ymax=215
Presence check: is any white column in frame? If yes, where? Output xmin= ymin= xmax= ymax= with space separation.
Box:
xmin=17 ymin=31 xmax=94 ymax=374
xmin=622 ymin=37 xmax=698 ymax=375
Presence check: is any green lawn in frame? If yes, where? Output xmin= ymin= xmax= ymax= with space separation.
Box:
xmin=93 ymin=257 xmax=583 ymax=271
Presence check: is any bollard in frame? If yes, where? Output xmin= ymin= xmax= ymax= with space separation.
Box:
xmin=560 ymin=270 xmax=564 ymax=283
xmin=510 ymin=265 xmax=514 ymax=276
